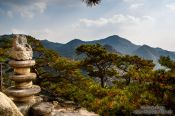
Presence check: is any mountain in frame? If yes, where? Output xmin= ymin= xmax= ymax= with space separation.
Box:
xmin=155 ymin=47 xmax=175 ymax=60
xmin=41 ymin=40 xmax=63 ymax=50
xmin=40 ymin=35 xmax=175 ymax=62
xmin=91 ymin=35 xmax=139 ymax=54
xmin=132 ymin=45 xmax=175 ymax=63
xmin=55 ymin=39 xmax=86 ymax=58
xmin=41 ymin=35 xmax=139 ymax=58
xmin=132 ymin=45 xmax=159 ymax=61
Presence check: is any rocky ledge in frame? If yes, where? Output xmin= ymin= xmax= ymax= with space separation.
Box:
xmin=29 ymin=101 xmax=98 ymax=116
xmin=30 ymin=101 xmax=98 ymax=116
xmin=0 ymin=91 xmax=98 ymax=116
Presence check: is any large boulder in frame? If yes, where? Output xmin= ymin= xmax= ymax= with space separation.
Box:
xmin=0 ymin=92 xmax=23 ymax=116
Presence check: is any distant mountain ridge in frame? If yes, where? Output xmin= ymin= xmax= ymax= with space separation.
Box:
xmin=1 ymin=34 xmax=174 ymax=69
xmin=41 ymin=40 xmax=63 ymax=50
xmin=41 ymin=35 xmax=175 ymax=63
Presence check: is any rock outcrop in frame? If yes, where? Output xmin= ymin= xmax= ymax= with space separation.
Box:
xmin=30 ymin=102 xmax=54 ymax=116
xmin=29 ymin=101 xmax=98 ymax=116
xmin=0 ymin=92 xmax=23 ymax=116
xmin=52 ymin=108 xmax=98 ymax=116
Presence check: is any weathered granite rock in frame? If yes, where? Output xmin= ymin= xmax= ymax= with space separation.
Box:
xmin=16 ymin=96 xmax=43 ymax=116
xmin=29 ymin=101 xmax=98 ymax=116
xmin=51 ymin=108 xmax=98 ymax=116
xmin=11 ymin=35 xmax=33 ymax=60
xmin=0 ymin=92 xmax=23 ymax=116
xmin=29 ymin=102 xmax=54 ymax=116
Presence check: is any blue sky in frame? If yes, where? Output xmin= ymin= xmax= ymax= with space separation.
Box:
xmin=0 ymin=0 xmax=175 ymax=51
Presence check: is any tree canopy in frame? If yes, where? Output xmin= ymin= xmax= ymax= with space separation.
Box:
xmin=76 ymin=44 xmax=119 ymax=88
xmin=159 ymin=56 xmax=175 ymax=70
xmin=83 ymin=0 xmax=101 ymax=6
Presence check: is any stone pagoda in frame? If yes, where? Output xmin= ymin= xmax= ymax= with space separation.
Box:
xmin=6 ymin=35 xmax=41 ymax=106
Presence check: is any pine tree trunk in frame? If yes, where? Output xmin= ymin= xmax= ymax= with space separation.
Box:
xmin=100 ymin=76 xmax=104 ymax=88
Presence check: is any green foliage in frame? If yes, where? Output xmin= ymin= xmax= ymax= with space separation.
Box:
xmin=76 ymin=44 xmax=119 ymax=88
xmin=1 ymin=35 xmax=175 ymax=115
xmin=83 ymin=0 xmax=101 ymax=6
xmin=159 ymin=56 xmax=175 ymax=70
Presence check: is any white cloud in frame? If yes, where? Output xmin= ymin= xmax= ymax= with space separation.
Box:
xmin=7 ymin=11 xmax=13 ymax=18
xmin=11 ymin=28 xmax=52 ymax=39
xmin=76 ymin=14 xmax=155 ymax=28
xmin=130 ymin=3 xmax=144 ymax=9
xmin=71 ymin=14 xmax=156 ymax=45
xmin=16 ymin=2 xmax=47 ymax=18
xmin=142 ymin=16 xmax=155 ymax=22
xmin=79 ymin=18 xmax=108 ymax=27
xmin=166 ymin=3 xmax=175 ymax=11
xmin=11 ymin=28 xmax=26 ymax=34
xmin=10 ymin=28 xmax=64 ymax=42
xmin=0 ymin=1 xmax=47 ymax=19
xmin=35 ymin=2 xmax=47 ymax=13
xmin=32 ymin=28 xmax=56 ymax=40
xmin=123 ymin=0 xmax=144 ymax=3
xmin=123 ymin=0 xmax=144 ymax=9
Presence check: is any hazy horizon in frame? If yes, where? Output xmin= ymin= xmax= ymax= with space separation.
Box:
xmin=0 ymin=0 xmax=175 ymax=51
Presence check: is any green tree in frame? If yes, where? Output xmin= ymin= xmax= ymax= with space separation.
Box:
xmin=76 ymin=44 xmax=119 ymax=88
xmin=127 ymin=56 xmax=155 ymax=83
xmin=159 ymin=56 xmax=175 ymax=70
xmin=115 ymin=55 xmax=155 ymax=84
xmin=158 ymin=56 xmax=175 ymax=89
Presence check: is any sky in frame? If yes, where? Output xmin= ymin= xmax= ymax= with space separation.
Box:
xmin=0 ymin=0 xmax=175 ymax=51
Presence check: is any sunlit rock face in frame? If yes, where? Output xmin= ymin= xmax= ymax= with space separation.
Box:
xmin=0 ymin=92 xmax=23 ymax=116
xmin=11 ymin=34 xmax=33 ymax=60
xmin=29 ymin=101 xmax=98 ymax=116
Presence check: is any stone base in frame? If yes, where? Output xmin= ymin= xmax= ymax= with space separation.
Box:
xmin=15 ymin=96 xmax=43 ymax=116
xmin=14 ymin=96 xmax=35 ymax=103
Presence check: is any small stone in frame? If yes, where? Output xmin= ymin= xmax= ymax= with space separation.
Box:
xmin=30 ymin=102 xmax=54 ymax=116
xmin=78 ymin=108 xmax=98 ymax=116
xmin=52 ymin=101 xmax=58 ymax=107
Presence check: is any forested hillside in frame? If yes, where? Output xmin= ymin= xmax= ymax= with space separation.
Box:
xmin=1 ymin=34 xmax=175 ymax=115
